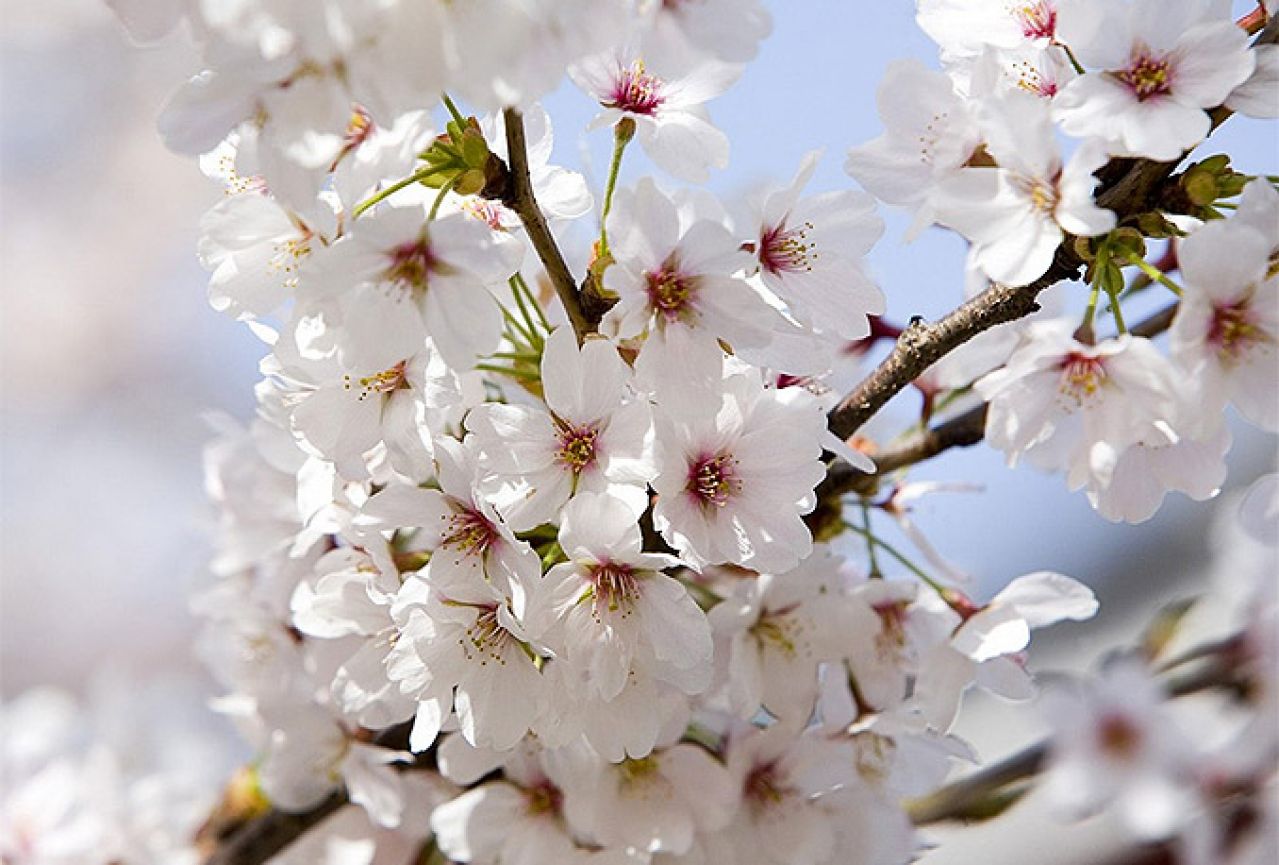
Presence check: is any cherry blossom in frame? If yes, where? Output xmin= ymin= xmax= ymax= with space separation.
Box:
xmin=1053 ymin=0 xmax=1255 ymax=160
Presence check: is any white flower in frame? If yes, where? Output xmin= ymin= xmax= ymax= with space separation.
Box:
xmin=1227 ymin=45 xmax=1279 ymax=119
xmin=1169 ymin=212 xmax=1279 ymax=434
xmin=443 ymin=0 xmax=628 ymax=111
xmin=256 ymin=699 xmax=412 ymax=828
xmin=197 ymin=190 xmax=329 ymax=319
xmin=638 ymin=0 xmax=772 ymax=69
xmin=307 ymin=205 xmax=520 ymax=370
xmin=526 ymin=492 xmax=712 ymax=706
xmin=933 ymin=92 xmax=1115 ymax=285
xmin=1084 ymin=418 xmax=1231 ymax=523
xmin=704 ymin=725 xmax=859 ymax=865
xmin=290 ymin=545 xmax=415 ymax=730
xmin=914 ymin=571 xmax=1097 ymax=730
xmin=268 ymin=327 xmax=460 ymax=483
xmin=1053 ymin=0 xmax=1255 ymax=160
xmin=354 ymin=438 xmax=540 ymax=598
xmin=602 ymin=179 xmax=795 ymax=410
xmin=388 ymin=562 xmax=544 ymax=753
xmin=976 ymin=320 xmax=1182 ymax=490
xmin=751 ymin=151 xmax=886 ymax=341
xmin=708 ymin=547 xmax=851 ymax=725
xmin=431 ymin=738 xmax=629 ymax=865
xmin=844 ymin=59 xmax=982 ymax=226
xmin=1041 ymin=659 xmax=1198 ymax=840
xmin=652 ymin=371 xmax=827 ymax=574
xmin=467 ymin=327 xmax=655 ymax=532
xmin=917 ymin=0 xmax=1060 ymax=58
xmin=570 ymin=50 xmax=740 ymax=183
xmin=558 ymin=736 xmax=737 ymax=857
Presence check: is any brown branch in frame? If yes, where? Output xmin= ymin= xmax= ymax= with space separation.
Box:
xmin=824 ymin=94 xmax=1239 ymax=446
xmin=200 ymin=721 xmax=420 ymax=865
xmin=501 ymin=107 xmax=593 ymax=341
xmin=203 ymin=792 xmax=347 ymax=865
xmin=821 ymin=302 xmax=1179 ymax=499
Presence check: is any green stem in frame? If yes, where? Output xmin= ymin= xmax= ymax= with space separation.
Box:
xmin=1080 ymin=280 xmax=1102 ymax=335
xmin=1107 ymin=284 xmax=1129 ymax=334
xmin=844 ymin=523 xmax=949 ymax=597
xmin=508 ymin=276 xmax=545 ymax=346
xmin=427 ymin=175 xmax=459 ymax=221
xmin=353 ymin=165 xmax=436 ymax=218
xmin=512 ymin=272 xmax=552 ymax=332
xmin=499 ymin=304 xmax=539 ymax=348
xmin=598 ymin=120 xmax=634 ymax=257
xmin=1117 ymin=249 xmax=1184 ymax=297
xmin=1060 ymin=42 xmax=1087 ymax=75
xmin=441 ymin=93 xmax=467 ymax=128
xmin=859 ymin=502 xmax=882 ymax=578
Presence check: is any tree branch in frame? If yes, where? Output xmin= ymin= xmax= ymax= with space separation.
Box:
xmin=821 ymin=302 xmax=1179 ymax=499
xmin=905 ymin=652 xmax=1249 ymax=826
xmin=200 ymin=721 xmax=420 ymax=865
xmin=826 ymin=114 xmax=1221 ymax=446
xmin=501 ymin=107 xmax=593 ymax=342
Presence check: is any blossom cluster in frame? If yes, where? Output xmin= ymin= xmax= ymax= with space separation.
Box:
xmin=43 ymin=0 xmax=1279 ymax=863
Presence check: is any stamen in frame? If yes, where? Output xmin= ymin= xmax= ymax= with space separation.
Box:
xmin=606 ymin=60 xmax=666 ymax=116
xmin=1058 ymin=352 xmax=1109 ymax=404
xmin=759 ymin=220 xmax=817 ymax=275
xmin=686 ymin=452 xmax=741 ymax=509
xmin=645 ymin=256 xmax=699 ymax=323
xmin=1116 ymin=48 xmax=1173 ymax=101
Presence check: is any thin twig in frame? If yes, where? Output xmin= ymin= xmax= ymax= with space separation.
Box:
xmin=904 ymin=653 xmax=1247 ymax=826
xmin=501 ymin=107 xmax=592 ymax=341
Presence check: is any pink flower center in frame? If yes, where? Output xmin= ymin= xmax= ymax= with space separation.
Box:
xmin=555 ymin=421 xmax=601 ymax=474
xmin=463 ymin=198 xmax=508 ymax=231
xmin=645 ymin=256 xmax=699 ymax=323
xmin=1096 ymin=712 xmax=1143 ymax=760
xmin=441 ymin=507 xmax=500 ymax=556
xmin=1012 ymin=174 xmax=1059 ymax=214
xmin=1058 ymin=352 xmax=1109 ymax=404
xmin=759 ymin=219 xmax=817 ymax=276
xmin=1011 ymin=59 xmax=1059 ymax=98
xmin=686 ymin=452 xmax=740 ymax=509
xmin=344 ymin=360 xmax=408 ymax=401
xmin=606 ymin=60 xmax=666 ymax=116
xmin=460 ymin=604 xmax=516 ymax=664
xmin=587 ymin=561 xmax=641 ymax=616
xmin=383 ymin=235 xmax=437 ymax=291
xmin=1116 ymin=48 xmax=1173 ymax=101
xmin=743 ymin=761 xmax=794 ymax=812
xmin=1011 ymin=1 xmax=1056 ymax=40
xmin=525 ymin=780 xmax=563 ymax=816
xmin=1207 ymin=299 xmax=1269 ymax=366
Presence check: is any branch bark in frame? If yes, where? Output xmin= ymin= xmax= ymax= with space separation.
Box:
xmin=825 ymin=124 xmax=1211 ymax=447
xmin=501 ymin=107 xmax=593 ymax=341
xmin=821 ymin=302 xmax=1179 ymax=499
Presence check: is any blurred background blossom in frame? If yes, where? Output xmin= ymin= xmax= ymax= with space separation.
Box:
xmin=0 ymin=2 xmax=1273 ymax=862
